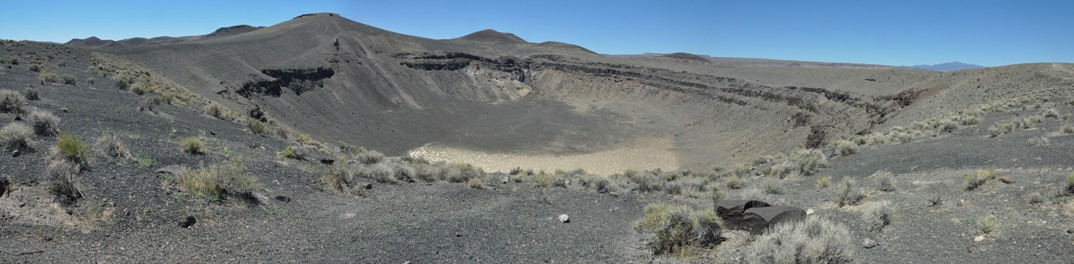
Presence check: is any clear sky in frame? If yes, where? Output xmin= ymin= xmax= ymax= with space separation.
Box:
xmin=1 ymin=0 xmax=1071 ymax=67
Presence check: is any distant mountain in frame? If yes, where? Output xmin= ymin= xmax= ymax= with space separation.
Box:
xmin=909 ymin=62 xmax=984 ymax=72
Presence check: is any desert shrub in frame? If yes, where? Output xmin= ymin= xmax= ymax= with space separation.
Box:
xmin=763 ymin=180 xmax=784 ymax=195
xmin=282 ymin=146 xmax=303 ymax=160
xmin=29 ymin=64 xmax=42 ymax=72
xmin=1060 ymin=123 xmax=1074 ymax=134
xmin=357 ymin=162 xmax=398 ymax=183
xmin=178 ymin=161 xmax=258 ymax=201
xmin=466 ymin=177 xmax=486 ymax=189
xmin=1028 ymin=192 xmax=1046 ymax=204
xmin=792 ymin=149 xmax=828 ymax=176
xmin=625 ymin=169 xmax=663 ymax=192
xmin=534 ymin=171 xmax=554 ymax=187
xmin=977 ymin=215 xmax=997 ymax=234
xmin=451 ymin=163 xmax=483 ymax=182
xmin=180 ymin=136 xmax=205 ymax=155
xmin=861 ymin=201 xmax=894 ymax=232
xmin=871 ymin=171 xmax=896 ymax=192
xmin=115 ymin=78 xmax=130 ymax=90
xmin=354 ymin=149 xmax=385 ymax=164
xmin=1041 ymin=108 xmax=1060 ymax=119
xmin=0 ymin=122 xmax=32 ymax=151
xmin=96 ymin=133 xmax=132 ymax=160
xmin=38 ymin=70 xmax=60 ymax=84
xmin=202 ymin=102 xmax=232 ymax=120
xmin=0 ymin=89 xmax=27 ymax=113
xmin=62 ymin=74 xmax=77 ymax=85
xmin=247 ymin=118 xmax=271 ymax=135
xmin=1028 ymin=136 xmax=1051 ymax=147
xmin=48 ymin=158 xmax=82 ymax=203
xmin=834 ymin=139 xmax=857 ymax=156
xmin=634 ymin=203 xmax=723 ymax=256
xmin=964 ymin=168 xmax=997 ymax=191
xmin=724 ymin=176 xmax=747 ymax=189
xmin=321 ymin=164 xmax=360 ymax=195
xmin=29 ymin=110 xmax=60 ymax=136
xmin=744 ymin=217 xmax=854 ymax=264
xmin=412 ymin=163 xmax=441 ymax=182
xmin=735 ymin=188 xmax=769 ymax=201
xmin=665 ymin=177 xmax=706 ymax=196
xmin=23 ymin=89 xmax=39 ymax=100
xmin=835 ymin=178 xmax=864 ymax=207
xmin=1064 ymin=173 xmax=1074 ymax=196
xmin=816 ymin=175 xmax=832 ymax=188
xmin=56 ymin=132 xmax=87 ymax=162
xmin=988 ymin=122 xmax=1014 ymax=137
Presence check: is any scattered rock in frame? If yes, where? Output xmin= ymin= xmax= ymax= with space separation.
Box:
xmin=863 ymin=238 xmax=878 ymax=249
xmin=974 ymin=235 xmax=985 ymax=242
xmin=806 ymin=208 xmax=815 ymax=215
xmin=998 ymin=176 xmax=1015 ymax=184
xmin=501 ymin=177 xmax=509 ymax=184
xmin=179 ymin=216 xmax=197 ymax=228
xmin=155 ymin=165 xmax=188 ymax=175
xmin=1066 ymin=229 xmax=1073 ymax=234
xmin=558 ymin=214 xmax=570 ymax=223
xmin=11 ymin=149 xmax=19 ymax=157
xmin=274 ymin=195 xmax=291 ymax=203
xmin=361 ymin=183 xmax=373 ymax=190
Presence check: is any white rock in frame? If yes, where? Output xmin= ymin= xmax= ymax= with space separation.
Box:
xmin=558 ymin=214 xmax=570 ymax=223
xmin=806 ymin=208 xmax=815 ymax=215
xmin=974 ymin=235 xmax=985 ymax=242
xmin=863 ymin=238 xmax=878 ymax=249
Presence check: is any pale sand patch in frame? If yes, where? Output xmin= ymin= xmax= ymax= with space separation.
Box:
xmin=407 ymin=137 xmax=679 ymax=175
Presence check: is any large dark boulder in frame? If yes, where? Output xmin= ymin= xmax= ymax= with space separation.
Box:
xmin=742 ymin=206 xmax=807 ymax=234
xmin=715 ymin=200 xmax=806 ymax=234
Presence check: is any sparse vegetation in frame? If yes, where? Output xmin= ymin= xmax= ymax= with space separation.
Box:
xmin=964 ymin=168 xmax=997 ymax=191
xmin=28 ymin=109 xmax=60 ymax=136
xmin=978 ymin=215 xmax=997 ymax=234
xmin=835 ymin=139 xmax=858 ymax=156
xmin=816 ymin=175 xmax=831 ymax=188
xmin=177 ymin=161 xmax=258 ymax=202
xmin=23 ymin=89 xmax=39 ymax=100
xmin=180 ymin=136 xmax=205 ymax=155
xmin=202 ymin=102 xmax=234 ymax=120
xmin=62 ymin=74 xmax=77 ymax=85
xmin=871 ymin=170 xmax=896 ymax=192
xmin=634 ymin=203 xmax=723 ymax=256
xmin=861 ymin=201 xmax=894 ymax=232
xmin=321 ymin=163 xmax=360 ymax=196
xmin=0 ymin=89 xmax=27 ymax=113
xmin=55 ymin=132 xmax=87 ymax=162
xmin=0 ymin=122 xmax=32 ymax=151
xmin=247 ymin=118 xmax=271 ymax=135
xmin=38 ymin=70 xmax=60 ymax=84
xmin=744 ymin=217 xmax=854 ymax=264
xmin=48 ymin=158 xmax=82 ymax=203
xmin=835 ymin=178 xmax=864 ymax=207
xmin=282 ymin=146 xmax=303 ymax=160
xmin=97 ymin=133 xmax=132 ymax=160
xmin=466 ymin=177 xmax=486 ymax=189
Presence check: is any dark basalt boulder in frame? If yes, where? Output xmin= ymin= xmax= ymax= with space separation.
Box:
xmin=715 ymin=200 xmax=806 ymax=234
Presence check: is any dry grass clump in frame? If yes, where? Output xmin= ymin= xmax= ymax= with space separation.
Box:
xmin=762 ymin=149 xmax=828 ymax=178
xmin=179 ymin=136 xmax=205 ymax=155
xmin=861 ymin=201 xmax=894 ymax=232
xmin=28 ymin=109 xmax=60 ymax=136
xmin=282 ymin=146 xmax=303 ymax=160
xmin=466 ymin=177 xmax=486 ymax=189
xmin=48 ymin=158 xmax=82 ymax=203
xmin=321 ymin=163 xmax=361 ymax=196
xmin=0 ymin=89 xmax=27 ymax=113
xmin=744 ymin=217 xmax=854 ymax=264
xmin=989 ymin=121 xmax=1015 ymax=137
xmin=96 ymin=133 xmax=132 ymax=160
xmin=354 ymin=149 xmax=385 ymax=164
xmin=1028 ymin=136 xmax=1051 ymax=147
xmin=38 ymin=70 xmax=60 ymax=84
xmin=202 ymin=102 xmax=235 ymax=120
xmin=835 ymin=178 xmax=864 ymax=207
xmin=62 ymin=74 xmax=77 ymax=86
xmin=634 ymin=203 xmax=723 ymax=257
xmin=247 ymin=118 xmax=272 ymax=136
xmin=964 ymin=168 xmax=997 ymax=191
xmin=1060 ymin=123 xmax=1074 ymax=134
xmin=0 ymin=122 xmax=33 ymax=151
xmin=871 ymin=170 xmax=896 ymax=192
xmin=178 ymin=161 xmax=257 ymax=202
xmin=1062 ymin=173 xmax=1074 ymax=196
xmin=977 ymin=215 xmax=997 ymax=234
xmin=816 ymin=175 xmax=832 ymax=188
xmin=834 ymin=139 xmax=858 ymax=156
xmin=23 ymin=89 xmax=39 ymax=101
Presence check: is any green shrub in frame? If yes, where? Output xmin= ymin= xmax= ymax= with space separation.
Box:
xmin=0 ymin=122 xmax=32 ymax=151
xmin=0 ymin=89 xmax=27 ymax=113
xmin=282 ymin=146 xmax=303 ymax=160
xmin=29 ymin=110 xmax=60 ymax=136
xmin=38 ymin=70 xmax=60 ymax=84
xmin=816 ymin=175 xmax=832 ymax=188
xmin=180 ymin=136 xmax=205 ymax=155
xmin=247 ymin=118 xmax=271 ymax=135
xmin=177 ymin=161 xmax=258 ymax=201
xmin=56 ymin=132 xmax=87 ymax=162
xmin=634 ymin=203 xmax=723 ymax=256
xmin=744 ymin=217 xmax=854 ymax=264
xmin=978 ymin=215 xmax=997 ymax=234
xmin=62 ymin=74 xmax=77 ymax=85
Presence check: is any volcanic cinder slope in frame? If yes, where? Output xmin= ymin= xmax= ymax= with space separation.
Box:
xmin=87 ymin=13 xmax=1069 ymax=174
xmin=4 ymin=12 xmax=1074 ymax=263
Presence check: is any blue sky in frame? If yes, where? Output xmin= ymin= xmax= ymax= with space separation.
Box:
xmin=1 ymin=0 xmax=1071 ymax=67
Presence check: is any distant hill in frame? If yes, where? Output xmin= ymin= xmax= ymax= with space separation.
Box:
xmin=909 ymin=62 xmax=984 ymax=72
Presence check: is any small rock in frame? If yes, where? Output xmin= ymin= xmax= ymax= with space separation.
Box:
xmin=863 ymin=238 xmax=878 ymax=249
xmin=274 ymin=195 xmax=291 ymax=203
xmin=11 ymin=149 xmax=19 ymax=157
xmin=998 ymin=176 xmax=1015 ymax=184
xmin=806 ymin=208 xmax=815 ymax=215
xmin=179 ymin=216 xmax=197 ymax=228
xmin=361 ymin=183 xmax=373 ymax=190
xmin=155 ymin=165 xmax=188 ymax=175
xmin=558 ymin=214 xmax=570 ymax=223
xmin=501 ymin=177 xmax=510 ymax=184
xmin=1066 ymin=229 xmax=1073 ymax=234
xmin=974 ymin=235 xmax=985 ymax=242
